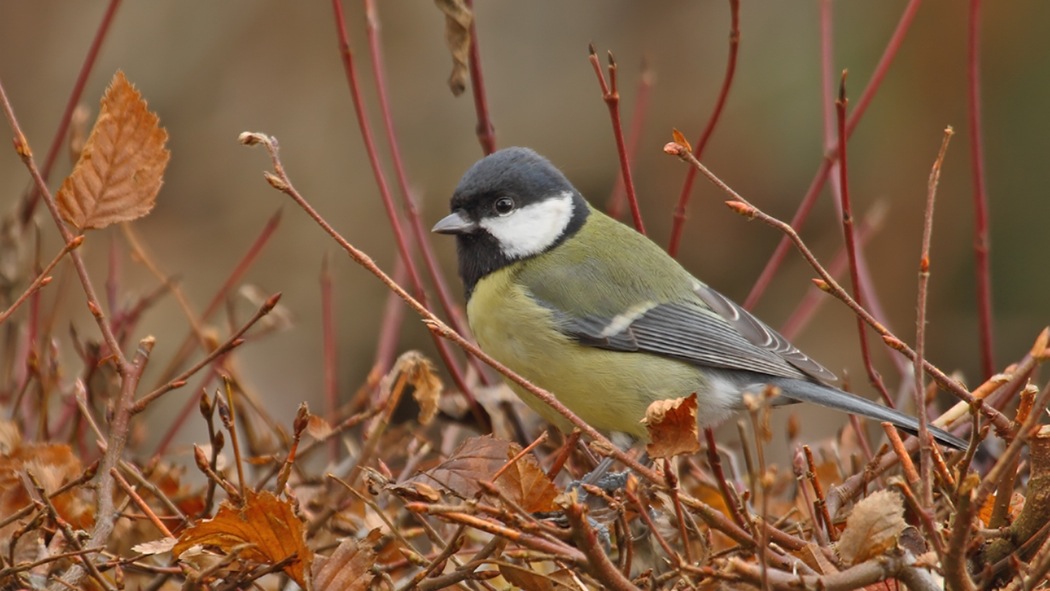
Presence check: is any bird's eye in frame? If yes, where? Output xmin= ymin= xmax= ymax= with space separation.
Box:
xmin=493 ymin=197 xmax=515 ymax=216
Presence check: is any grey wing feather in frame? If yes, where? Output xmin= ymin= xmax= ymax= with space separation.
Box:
xmin=545 ymin=297 xmax=811 ymax=381
xmin=693 ymin=283 xmax=839 ymax=385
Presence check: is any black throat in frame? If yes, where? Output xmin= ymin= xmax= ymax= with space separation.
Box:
xmin=457 ymin=193 xmax=589 ymax=300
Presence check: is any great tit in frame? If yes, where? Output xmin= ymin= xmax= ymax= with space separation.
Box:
xmin=433 ymin=147 xmax=965 ymax=450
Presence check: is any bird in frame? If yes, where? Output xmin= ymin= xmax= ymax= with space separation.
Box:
xmin=432 ymin=146 xmax=965 ymax=450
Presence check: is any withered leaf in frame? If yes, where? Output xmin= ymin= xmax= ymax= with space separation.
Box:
xmin=412 ymin=435 xmax=557 ymax=512
xmin=388 ymin=351 xmax=442 ymax=425
xmin=173 ymin=489 xmax=312 ymax=587
xmin=56 ymin=70 xmax=170 ymax=230
xmin=433 ymin=0 xmax=472 ymax=96
xmin=498 ymin=562 xmax=580 ymax=591
xmin=671 ymin=128 xmax=693 ymax=153
xmin=643 ymin=394 xmax=701 ymax=459
xmin=311 ymin=529 xmax=381 ymax=591
xmin=836 ymin=489 xmax=907 ymax=565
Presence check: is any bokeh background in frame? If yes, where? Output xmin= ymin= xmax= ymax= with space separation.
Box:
xmin=1 ymin=2 xmax=1046 ymax=448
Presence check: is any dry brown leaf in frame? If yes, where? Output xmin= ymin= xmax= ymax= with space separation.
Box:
xmin=0 ymin=437 xmax=91 ymax=530
xmin=978 ymin=490 xmax=1025 ymax=526
xmin=391 ymin=351 xmax=442 ymax=425
xmin=433 ymin=0 xmax=472 ymax=96
xmin=412 ymin=435 xmax=557 ymax=512
xmin=643 ymin=394 xmax=701 ymax=459
xmin=306 ymin=414 xmax=334 ymax=440
xmin=498 ymin=562 xmax=580 ymax=591
xmin=311 ymin=529 xmax=380 ymax=591
xmin=671 ymin=128 xmax=693 ymax=153
xmin=836 ymin=489 xmax=907 ymax=565
xmin=56 ymin=70 xmax=170 ymax=230
xmin=173 ymin=489 xmax=313 ymax=587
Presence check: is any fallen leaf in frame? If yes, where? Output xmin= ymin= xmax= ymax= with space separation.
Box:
xmin=643 ymin=394 xmax=701 ymax=459
xmin=433 ymin=0 xmax=472 ymax=96
xmin=412 ymin=435 xmax=557 ymax=512
xmin=56 ymin=70 xmax=170 ymax=230
xmin=311 ymin=529 xmax=381 ymax=591
xmin=173 ymin=489 xmax=313 ymax=587
xmin=836 ymin=489 xmax=907 ymax=565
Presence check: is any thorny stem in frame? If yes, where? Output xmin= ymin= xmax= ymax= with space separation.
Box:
xmin=589 ymin=46 xmax=645 ymax=235
xmin=18 ymin=0 xmax=122 ymax=227
xmin=331 ymin=0 xmax=487 ymax=429
xmin=667 ymin=0 xmax=739 ymax=258
xmin=915 ymin=128 xmax=954 ymax=507
xmin=744 ymin=0 xmax=925 ymax=311
xmin=968 ymin=0 xmax=996 ymax=379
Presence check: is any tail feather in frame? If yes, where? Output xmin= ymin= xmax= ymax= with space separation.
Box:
xmin=762 ymin=377 xmax=967 ymax=450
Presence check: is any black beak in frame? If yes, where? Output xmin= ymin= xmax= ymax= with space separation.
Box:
xmin=432 ymin=210 xmax=478 ymax=235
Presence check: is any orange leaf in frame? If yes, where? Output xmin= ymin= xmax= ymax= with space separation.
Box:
xmin=311 ymin=529 xmax=380 ymax=591
xmin=643 ymin=394 xmax=701 ymax=459
xmin=56 ymin=70 xmax=170 ymax=230
xmin=173 ymin=490 xmax=312 ymax=587
xmin=836 ymin=489 xmax=907 ymax=565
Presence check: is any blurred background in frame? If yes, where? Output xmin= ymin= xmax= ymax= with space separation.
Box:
xmin=0 ymin=1 xmax=1046 ymax=449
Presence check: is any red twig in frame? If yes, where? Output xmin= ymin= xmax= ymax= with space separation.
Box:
xmin=151 ymin=209 xmax=282 ymax=389
xmin=589 ymin=45 xmax=645 ymax=235
xmin=968 ymin=0 xmax=995 ymax=379
xmin=835 ymin=73 xmax=893 ymax=407
xmin=464 ymin=0 xmax=496 ymax=154
xmin=18 ymin=0 xmax=123 ymax=227
xmin=321 ymin=254 xmax=339 ymax=463
xmin=667 ymin=0 xmax=739 ymax=257
xmin=0 ymin=236 xmax=83 ymax=325
xmin=363 ymin=0 xmax=490 ymax=384
xmin=743 ymin=0 xmax=924 ymax=311
xmin=607 ymin=58 xmax=654 ymax=220
xmin=331 ymin=0 xmax=486 ymax=429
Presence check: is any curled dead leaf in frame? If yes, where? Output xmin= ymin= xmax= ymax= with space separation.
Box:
xmin=56 ymin=71 xmax=170 ymax=230
xmin=386 ymin=351 xmax=443 ymax=425
xmin=433 ymin=0 xmax=472 ymax=96
xmin=643 ymin=393 xmax=701 ymax=459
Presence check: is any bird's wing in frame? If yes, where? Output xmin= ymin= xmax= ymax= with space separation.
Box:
xmin=691 ymin=282 xmax=839 ymax=384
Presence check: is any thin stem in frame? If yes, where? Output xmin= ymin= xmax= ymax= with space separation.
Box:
xmin=589 ymin=46 xmax=644 ymax=235
xmin=18 ymin=0 xmax=123 ymax=227
xmin=915 ymin=128 xmax=954 ymax=507
xmin=835 ymin=72 xmax=894 ymax=407
xmin=607 ymin=58 xmax=654 ymax=220
xmin=667 ymin=0 xmax=740 ymax=257
xmin=0 ymin=236 xmax=83 ymax=324
xmin=363 ymin=0 xmax=490 ymax=384
xmin=330 ymin=0 xmax=486 ymax=428
xmin=320 ymin=254 xmax=339 ymax=463
xmin=743 ymin=0 xmax=924 ymax=311
xmin=463 ymin=0 xmax=496 ymax=154
xmin=664 ymin=140 xmax=1007 ymax=431
xmin=968 ymin=0 xmax=996 ymax=379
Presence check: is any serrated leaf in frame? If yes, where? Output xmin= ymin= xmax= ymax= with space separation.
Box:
xmin=173 ymin=489 xmax=312 ymax=587
xmin=311 ymin=529 xmax=380 ymax=591
xmin=56 ymin=70 xmax=170 ymax=230
xmin=836 ymin=489 xmax=907 ymax=565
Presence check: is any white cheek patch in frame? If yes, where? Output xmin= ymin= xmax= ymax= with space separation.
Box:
xmin=480 ymin=191 xmax=575 ymax=259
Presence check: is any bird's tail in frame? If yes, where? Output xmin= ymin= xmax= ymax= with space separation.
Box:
xmin=760 ymin=377 xmax=967 ymax=450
